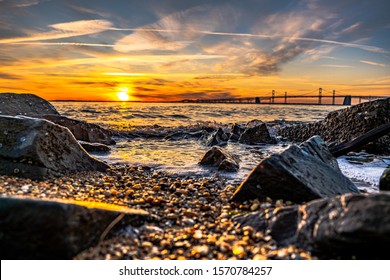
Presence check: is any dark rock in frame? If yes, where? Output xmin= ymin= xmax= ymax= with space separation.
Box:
xmin=0 ymin=115 xmax=110 ymax=179
xmin=300 ymin=135 xmax=340 ymax=170
xmin=164 ymin=130 xmax=204 ymax=141
xmin=42 ymin=115 xmax=115 ymax=145
xmin=205 ymin=128 xmax=229 ymax=146
xmin=231 ymin=136 xmax=358 ymax=203
xmin=229 ymin=123 xmax=245 ymax=142
xmin=0 ymin=93 xmax=59 ymax=116
xmin=234 ymin=193 xmax=390 ymax=258
xmin=0 ymin=196 xmax=154 ymax=259
xmin=379 ymin=167 xmax=390 ymax=191
xmin=79 ymin=141 xmax=111 ymax=153
xmin=239 ymin=120 xmax=276 ymax=144
xmin=279 ymin=98 xmax=390 ymax=153
xmin=199 ymin=146 xmax=240 ymax=172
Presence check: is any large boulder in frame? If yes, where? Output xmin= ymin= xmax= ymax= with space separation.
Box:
xmin=0 ymin=115 xmax=109 ymax=179
xmin=279 ymin=98 xmax=390 ymax=153
xmin=42 ymin=115 xmax=115 ymax=145
xmin=0 ymin=93 xmax=59 ymax=116
xmin=0 ymin=197 xmax=155 ymax=259
xmin=234 ymin=193 xmax=390 ymax=258
xmin=379 ymin=167 xmax=390 ymax=191
xmin=231 ymin=136 xmax=358 ymax=203
xmin=199 ymin=146 xmax=240 ymax=172
xmin=239 ymin=120 xmax=276 ymax=145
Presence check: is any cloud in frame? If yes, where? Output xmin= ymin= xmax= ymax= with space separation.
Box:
xmin=321 ymin=64 xmax=354 ymax=68
xmin=14 ymin=0 xmax=41 ymax=7
xmin=135 ymin=86 xmax=156 ymax=92
xmin=130 ymin=89 xmax=237 ymax=101
xmin=0 ymin=19 xmax=113 ymax=44
xmin=0 ymin=72 xmax=21 ymax=79
xmin=114 ymin=4 xmax=238 ymax=52
xmin=360 ymin=60 xmax=387 ymax=67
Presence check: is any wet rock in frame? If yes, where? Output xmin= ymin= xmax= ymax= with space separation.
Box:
xmin=0 ymin=115 xmax=110 ymax=179
xmin=79 ymin=141 xmax=111 ymax=153
xmin=234 ymin=193 xmax=390 ymax=258
xmin=379 ymin=167 xmax=390 ymax=191
xmin=0 ymin=196 xmax=154 ymax=259
xmin=279 ymin=98 xmax=390 ymax=153
xmin=239 ymin=120 xmax=276 ymax=145
xmin=199 ymin=146 xmax=240 ymax=172
xmin=164 ymin=130 xmax=204 ymax=140
xmin=0 ymin=93 xmax=59 ymax=116
xmin=229 ymin=123 xmax=245 ymax=142
xmin=300 ymin=135 xmax=340 ymax=170
xmin=42 ymin=115 xmax=115 ymax=145
xmin=231 ymin=136 xmax=358 ymax=203
xmin=205 ymin=128 xmax=229 ymax=146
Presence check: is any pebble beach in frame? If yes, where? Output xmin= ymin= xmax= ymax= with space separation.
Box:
xmin=0 ymin=166 xmax=312 ymax=260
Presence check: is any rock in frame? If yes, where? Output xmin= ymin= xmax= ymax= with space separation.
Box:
xmin=79 ymin=141 xmax=111 ymax=153
xmin=204 ymin=128 xmax=229 ymax=146
xmin=199 ymin=146 xmax=240 ymax=172
xmin=0 ymin=93 xmax=60 ymax=117
xmin=42 ymin=115 xmax=115 ymax=145
xmin=279 ymin=98 xmax=390 ymax=153
xmin=0 ymin=115 xmax=110 ymax=179
xmin=0 ymin=196 xmax=154 ymax=259
xmin=229 ymin=123 xmax=245 ymax=142
xmin=379 ymin=167 xmax=390 ymax=191
xmin=300 ymin=135 xmax=340 ymax=170
xmin=231 ymin=136 xmax=358 ymax=203
xmin=239 ymin=120 xmax=276 ymax=145
xmin=234 ymin=193 xmax=390 ymax=258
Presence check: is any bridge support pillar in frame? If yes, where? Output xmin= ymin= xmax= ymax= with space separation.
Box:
xmin=255 ymin=97 xmax=261 ymax=104
xmin=343 ymin=95 xmax=352 ymax=105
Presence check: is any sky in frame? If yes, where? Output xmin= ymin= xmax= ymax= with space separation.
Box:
xmin=0 ymin=0 xmax=389 ymax=101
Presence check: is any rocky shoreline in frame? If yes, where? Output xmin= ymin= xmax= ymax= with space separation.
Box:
xmin=0 ymin=93 xmax=389 ymax=260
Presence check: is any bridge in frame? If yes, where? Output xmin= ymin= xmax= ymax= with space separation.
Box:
xmin=183 ymin=88 xmax=389 ymax=106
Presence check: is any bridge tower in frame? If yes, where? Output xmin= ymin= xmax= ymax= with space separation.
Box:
xmin=284 ymin=91 xmax=287 ymax=104
xmin=343 ymin=95 xmax=352 ymax=105
xmin=318 ymin=88 xmax=322 ymax=105
xmin=271 ymin=90 xmax=275 ymax=103
xmin=255 ymin=97 xmax=261 ymax=104
xmin=332 ymin=90 xmax=336 ymax=105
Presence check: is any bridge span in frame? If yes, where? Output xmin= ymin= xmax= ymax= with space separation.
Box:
xmin=183 ymin=88 xmax=389 ymax=106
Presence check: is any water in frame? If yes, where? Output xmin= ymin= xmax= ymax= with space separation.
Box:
xmin=53 ymin=102 xmax=341 ymax=129
xmin=53 ymin=102 xmax=388 ymax=190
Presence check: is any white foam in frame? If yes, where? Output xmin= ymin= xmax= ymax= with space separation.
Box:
xmin=337 ymin=156 xmax=389 ymax=191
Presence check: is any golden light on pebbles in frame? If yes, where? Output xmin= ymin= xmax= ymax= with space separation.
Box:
xmin=193 ymin=230 xmax=203 ymax=240
xmin=232 ymin=244 xmax=246 ymax=258
xmin=2 ymin=167 xmax=316 ymax=260
xmin=192 ymin=245 xmax=209 ymax=257
xmin=253 ymin=254 xmax=267 ymax=260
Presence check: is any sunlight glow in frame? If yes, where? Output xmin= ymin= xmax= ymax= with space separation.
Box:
xmin=117 ymin=90 xmax=130 ymax=101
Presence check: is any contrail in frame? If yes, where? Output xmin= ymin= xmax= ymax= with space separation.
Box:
xmin=1 ymin=26 xmax=386 ymax=54
xmin=109 ymin=27 xmax=387 ymax=54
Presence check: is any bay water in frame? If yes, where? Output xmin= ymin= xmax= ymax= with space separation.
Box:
xmin=53 ymin=102 xmax=390 ymax=191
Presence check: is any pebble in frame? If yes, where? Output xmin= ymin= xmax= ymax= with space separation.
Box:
xmin=0 ymin=166 xmax=311 ymax=260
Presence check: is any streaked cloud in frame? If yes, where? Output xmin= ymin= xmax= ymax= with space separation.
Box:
xmin=114 ymin=5 xmax=238 ymax=52
xmin=0 ymin=19 xmax=113 ymax=44
xmin=321 ymin=64 xmax=354 ymax=68
xmin=360 ymin=60 xmax=387 ymax=67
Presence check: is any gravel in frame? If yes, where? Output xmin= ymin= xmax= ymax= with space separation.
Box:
xmin=0 ymin=165 xmax=313 ymax=260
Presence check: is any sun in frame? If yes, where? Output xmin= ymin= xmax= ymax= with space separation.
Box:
xmin=116 ymin=91 xmax=130 ymax=101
